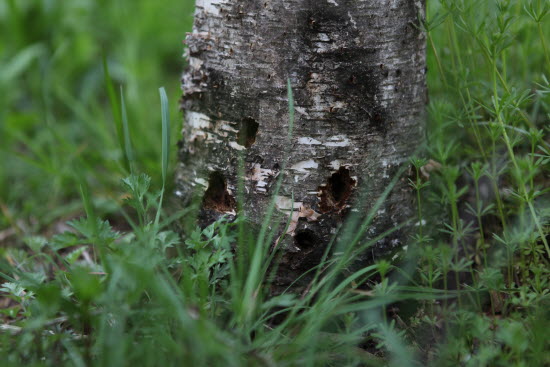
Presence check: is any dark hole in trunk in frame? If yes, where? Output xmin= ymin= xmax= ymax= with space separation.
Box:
xmin=294 ymin=229 xmax=318 ymax=251
xmin=318 ymin=167 xmax=356 ymax=213
xmin=202 ymin=172 xmax=235 ymax=212
xmin=237 ymin=117 xmax=259 ymax=148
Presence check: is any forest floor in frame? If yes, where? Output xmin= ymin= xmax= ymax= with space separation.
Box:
xmin=1 ymin=1 xmax=549 ymax=366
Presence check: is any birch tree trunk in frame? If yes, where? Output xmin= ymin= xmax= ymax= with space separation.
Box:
xmin=177 ymin=0 xmax=426 ymax=291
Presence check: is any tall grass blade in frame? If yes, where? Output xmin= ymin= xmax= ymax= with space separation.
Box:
xmin=154 ymin=87 xmax=170 ymax=226
xmin=120 ymin=86 xmax=134 ymax=173
xmin=159 ymin=87 xmax=170 ymax=188
xmin=79 ymin=181 xmax=96 ymax=228
xmin=102 ymin=56 xmax=129 ymax=172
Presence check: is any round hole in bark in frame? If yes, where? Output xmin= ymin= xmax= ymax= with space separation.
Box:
xmin=294 ymin=229 xmax=319 ymax=251
xmin=237 ymin=117 xmax=259 ymax=148
xmin=202 ymin=172 xmax=235 ymax=212
xmin=318 ymin=167 xmax=356 ymax=213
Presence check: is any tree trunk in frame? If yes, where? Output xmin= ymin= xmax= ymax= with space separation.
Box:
xmin=177 ymin=0 xmax=426 ymax=291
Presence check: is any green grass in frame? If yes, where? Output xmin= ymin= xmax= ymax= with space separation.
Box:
xmin=1 ymin=0 xmax=550 ymax=366
xmin=0 ymin=0 xmax=194 ymax=229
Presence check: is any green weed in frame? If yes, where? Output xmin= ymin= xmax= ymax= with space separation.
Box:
xmin=1 ymin=0 xmax=549 ymax=366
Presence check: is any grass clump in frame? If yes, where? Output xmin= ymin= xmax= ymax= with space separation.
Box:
xmin=1 ymin=0 xmax=550 ymax=366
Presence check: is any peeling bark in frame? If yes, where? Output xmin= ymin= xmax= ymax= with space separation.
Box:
xmin=177 ymin=0 xmax=427 ymax=292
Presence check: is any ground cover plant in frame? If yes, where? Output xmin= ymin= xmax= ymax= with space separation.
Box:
xmin=1 ymin=0 xmax=549 ymax=366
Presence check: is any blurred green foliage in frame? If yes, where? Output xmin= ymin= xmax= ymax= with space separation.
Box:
xmin=0 ymin=0 xmax=194 ymax=229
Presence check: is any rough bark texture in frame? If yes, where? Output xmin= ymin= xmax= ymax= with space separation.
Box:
xmin=177 ymin=0 xmax=426 ymax=292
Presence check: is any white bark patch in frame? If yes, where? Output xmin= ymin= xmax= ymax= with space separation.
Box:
xmin=205 ymin=133 xmax=222 ymax=144
xmin=190 ymin=31 xmax=210 ymax=38
xmin=275 ymin=196 xmax=303 ymax=211
xmin=327 ymin=0 xmax=339 ymax=5
xmin=381 ymin=160 xmax=391 ymax=178
xmin=318 ymin=33 xmax=330 ymax=42
xmin=332 ymin=101 xmax=346 ymax=110
xmin=229 ymin=141 xmax=246 ymax=151
xmin=379 ymin=83 xmax=395 ymax=108
xmin=186 ymin=112 xmax=242 ymax=149
xmin=195 ymin=0 xmax=224 ymax=15
xmin=348 ymin=12 xmax=357 ymax=28
xmin=187 ymin=111 xmax=212 ymax=129
xmin=189 ymin=57 xmax=203 ymax=70
xmin=290 ymin=159 xmax=319 ymax=172
xmin=219 ymin=122 xmax=238 ymax=133
xmin=309 ymin=73 xmax=321 ymax=82
xmin=329 ymin=160 xmax=346 ymax=170
xmin=295 ymin=107 xmax=309 ymax=116
xmin=313 ymin=42 xmax=331 ymax=53
xmin=298 ymin=137 xmax=322 ymax=145
xmin=250 ymin=164 xmax=275 ymax=192
xmin=325 ymin=135 xmax=351 ymax=147
xmin=186 ymin=111 xmax=212 ymax=144
xmin=194 ymin=178 xmax=208 ymax=187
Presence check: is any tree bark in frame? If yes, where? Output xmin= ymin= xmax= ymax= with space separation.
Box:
xmin=177 ymin=0 xmax=426 ymax=291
